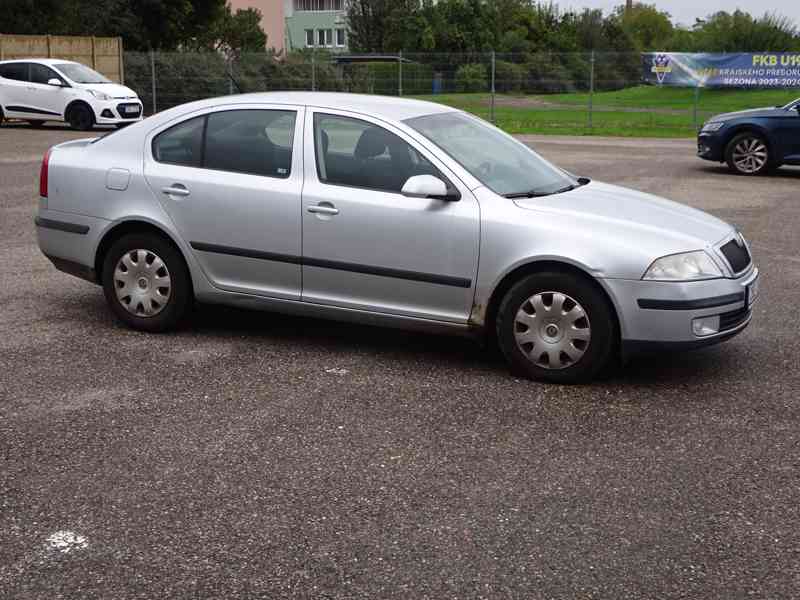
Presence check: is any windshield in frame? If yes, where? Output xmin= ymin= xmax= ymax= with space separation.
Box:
xmin=55 ymin=63 xmax=111 ymax=84
xmin=783 ymin=97 xmax=800 ymax=110
xmin=405 ymin=111 xmax=575 ymax=197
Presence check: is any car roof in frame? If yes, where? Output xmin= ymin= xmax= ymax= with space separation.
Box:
xmin=0 ymin=58 xmax=78 ymax=66
xmin=160 ymin=91 xmax=456 ymax=122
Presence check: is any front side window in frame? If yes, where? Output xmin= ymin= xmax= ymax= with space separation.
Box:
xmin=405 ymin=111 xmax=575 ymax=197
xmin=30 ymin=64 xmax=60 ymax=85
xmin=0 ymin=62 xmax=29 ymax=82
xmin=314 ymin=113 xmax=447 ymax=194
xmin=153 ymin=110 xmax=296 ymax=178
xmin=53 ymin=63 xmax=110 ymax=84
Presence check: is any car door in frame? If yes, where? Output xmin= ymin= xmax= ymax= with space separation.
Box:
xmin=301 ymin=109 xmax=480 ymax=323
xmin=0 ymin=62 xmax=35 ymax=116
xmin=779 ymin=103 xmax=800 ymax=160
xmin=144 ymin=105 xmax=305 ymax=300
xmin=28 ymin=63 xmax=68 ymax=118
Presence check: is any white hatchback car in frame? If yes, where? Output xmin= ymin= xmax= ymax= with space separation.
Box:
xmin=0 ymin=59 xmax=143 ymax=130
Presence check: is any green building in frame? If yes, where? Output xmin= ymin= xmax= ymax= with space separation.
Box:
xmin=284 ymin=0 xmax=349 ymax=52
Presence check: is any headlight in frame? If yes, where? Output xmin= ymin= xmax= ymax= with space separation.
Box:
xmin=643 ymin=251 xmax=723 ymax=281
xmin=701 ymin=121 xmax=725 ymax=133
xmin=88 ymin=90 xmax=112 ymax=101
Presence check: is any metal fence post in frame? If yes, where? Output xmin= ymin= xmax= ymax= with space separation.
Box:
xmin=588 ymin=50 xmax=595 ymax=130
xmin=398 ymin=51 xmax=403 ymax=96
xmin=491 ymin=50 xmax=496 ymax=125
xmin=150 ymin=50 xmax=157 ymax=115
xmin=311 ymin=52 xmax=316 ymax=92
xmin=693 ymin=86 xmax=700 ymax=131
xmin=228 ymin=56 xmax=234 ymax=95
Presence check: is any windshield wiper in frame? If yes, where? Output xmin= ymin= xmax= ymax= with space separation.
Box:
xmin=503 ymin=184 xmax=576 ymax=199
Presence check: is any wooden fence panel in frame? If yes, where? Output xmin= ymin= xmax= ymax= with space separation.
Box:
xmin=0 ymin=34 xmax=124 ymax=83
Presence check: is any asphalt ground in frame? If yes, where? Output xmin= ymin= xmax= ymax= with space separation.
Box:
xmin=1 ymin=122 xmax=799 ymax=599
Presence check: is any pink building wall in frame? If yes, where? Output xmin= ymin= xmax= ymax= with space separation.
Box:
xmin=228 ymin=0 xmax=285 ymax=54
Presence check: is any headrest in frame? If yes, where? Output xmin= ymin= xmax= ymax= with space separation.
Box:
xmin=320 ymin=129 xmax=329 ymax=154
xmin=354 ymin=127 xmax=391 ymax=159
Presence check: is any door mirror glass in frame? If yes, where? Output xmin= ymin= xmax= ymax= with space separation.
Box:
xmin=401 ymin=175 xmax=457 ymax=201
xmin=47 ymin=78 xmax=64 ymax=87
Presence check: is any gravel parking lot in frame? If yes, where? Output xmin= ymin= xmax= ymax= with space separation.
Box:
xmin=1 ymin=122 xmax=799 ymax=599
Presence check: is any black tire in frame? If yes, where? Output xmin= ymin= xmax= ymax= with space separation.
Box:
xmin=28 ymin=120 xmax=45 ymax=128
xmin=67 ymin=103 xmax=95 ymax=131
xmin=101 ymin=233 xmax=191 ymax=332
xmin=725 ymin=132 xmax=771 ymax=175
xmin=495 ymin=271 xmax=617 ymax=384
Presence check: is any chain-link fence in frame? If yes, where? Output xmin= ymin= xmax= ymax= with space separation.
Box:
xmin=124 ymin=51 xmax=800 ymax=137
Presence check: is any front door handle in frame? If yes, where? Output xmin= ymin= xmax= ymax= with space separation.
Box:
xmin=307 ymin=204 xmax=339 ymax=216
xmin=161 ymin=184 xmax=190 ymax=198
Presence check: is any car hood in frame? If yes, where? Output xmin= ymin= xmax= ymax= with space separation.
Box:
xmin=709 ymin=106 xmax=786 ymax=122
xmin=77 ymin=83 xmax=139 ymax=99
xmin=513 ymin=181 xmax=733 ymax=250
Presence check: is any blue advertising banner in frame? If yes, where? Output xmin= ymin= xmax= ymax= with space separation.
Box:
xmin=642 ymin=53 xmax=800 ymax=88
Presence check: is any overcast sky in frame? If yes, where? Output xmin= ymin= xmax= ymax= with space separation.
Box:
xmin=565 ymin=1 xmax=800 ymax=28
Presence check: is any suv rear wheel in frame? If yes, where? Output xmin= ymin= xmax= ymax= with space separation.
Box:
xmin=725 ymin=133 xmax=771 ymax=175
xmin=496 ymin=271 xmax=616 ymax=384
xmin=101 ymin=233 xmax=191 ymax=332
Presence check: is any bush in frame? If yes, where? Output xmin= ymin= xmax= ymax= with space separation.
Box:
xmin=494 ymin=60 xmax=526 ymax=93
xmin=455 ymin=63 xmax=488 ymax=93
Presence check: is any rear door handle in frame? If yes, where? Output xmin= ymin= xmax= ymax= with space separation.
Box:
xmin=161 ymin=184 xmax=190 ymax=197
xmin=307 ymin=204 xmax=339 ymax=216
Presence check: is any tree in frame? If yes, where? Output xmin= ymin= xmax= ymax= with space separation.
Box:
xmin=612 ymin=3 xmax=674 ymax=51
xmin=196 ymin=6 xmax=267 ymax=58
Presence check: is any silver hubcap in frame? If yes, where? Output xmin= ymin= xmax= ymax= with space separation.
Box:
xmin=732 ymin=138 xmax=768 ymax=173
xmin=114 ymin=249 xmax=171 ymax=317
xmin=513 ymin=291 xmax=591 ymax=370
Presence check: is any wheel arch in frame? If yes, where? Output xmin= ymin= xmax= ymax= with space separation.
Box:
xmin=722 ymin=124 xmax=775 ymax=156
xmin=481 ymin=259 xmax=622 ymax=343
xmin=94 ymin=219 xmax=192 ymax=289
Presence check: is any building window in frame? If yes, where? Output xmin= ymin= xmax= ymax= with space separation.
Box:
xmin=317 ymin=29 xmax=325 ymax=47
xmin=336 ymin=29 xmax=345 ymax=47
xmin=324 ymin=29 xmax=333 ymax=47
xmin=305 ymin=29 xmax=315 ymax=47
xmin=295 ymin=0 xmax=344 ymax=11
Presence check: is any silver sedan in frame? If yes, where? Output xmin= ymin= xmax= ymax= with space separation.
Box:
xmin=35 ymin=92 xmax=758 ymax=383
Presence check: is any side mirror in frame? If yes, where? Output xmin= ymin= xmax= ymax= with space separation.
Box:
xmin=47 ymin=78 xmax=64 ymax=87
xmin=401 ymin=175 xmax=460 ymax=201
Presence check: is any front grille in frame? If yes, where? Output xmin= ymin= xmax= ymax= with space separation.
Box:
xmin=720 ymin=238 xmax=751 ymax=274
xmin=116 ymin=103 xmax=142 ymax=119
xmin=719 ymin=306 xmax=751 ymax=331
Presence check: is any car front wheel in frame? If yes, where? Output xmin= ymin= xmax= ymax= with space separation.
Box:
xmin=725 ymin=133 xmax=770 ymax=175
xmin=67 ymin=104 xmax=95 ymax=131
xmin=496 ymin=271 xmax=616 ymax=384
xmin=102 ymin=233 xmax=191 ymax=332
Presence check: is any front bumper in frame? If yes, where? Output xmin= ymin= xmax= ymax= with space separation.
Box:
xmin=93 ymin=99 xmax=144 ymax=124
xmin=603 ymin=267 xmax=758 ymax=356
xmin=697 ymin=132 xmax=725 ymax=162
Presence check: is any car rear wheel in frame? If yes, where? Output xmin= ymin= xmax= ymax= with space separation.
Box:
xmin=496 ymin=271 xmax=616 ymax=384
xmin=102 ymin=233 xmax=191 ymax=332
xmin=725 ymin=133 xmax=770 ymax=175
xmin=67 ymin=104 xmax=95 ymax=131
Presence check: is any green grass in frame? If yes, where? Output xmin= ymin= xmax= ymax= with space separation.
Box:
xmin=414 ymin=86 xmax=800 ymax=137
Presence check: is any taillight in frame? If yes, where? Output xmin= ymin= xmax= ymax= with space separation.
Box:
xmin=40 ymin=148 xmax=51 ymax=198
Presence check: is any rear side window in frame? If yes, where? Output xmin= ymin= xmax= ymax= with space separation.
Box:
xmin=153 ymin=116 xmax=205 ymax=167
xmin=314 ymin=113 xmax=445 ymax=194
xmin=204 ymin=110 xmax=295 ymax=178
xmin=0 ymin=62 xmax=29 ymax=82
xmin=152 ymin=109 xmax=296 ymax=178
